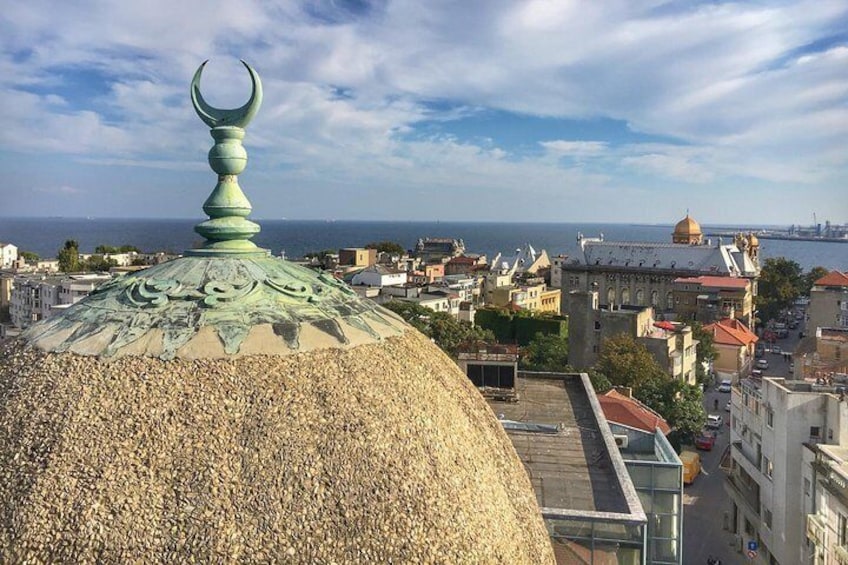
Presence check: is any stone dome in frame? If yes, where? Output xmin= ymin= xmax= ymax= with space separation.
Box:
xmin=0 ymin=255 xmax=553 ymax=563
xmin=0 ymin=61 xmax=554 ymax=563
xmin=672 ymin=214 xmax=703 ymax=244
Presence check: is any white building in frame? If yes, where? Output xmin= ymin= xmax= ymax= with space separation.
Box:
xmin=350 ymin=265 xmax=407 ymax=288
xmin=804 ymin=443 xmax=848 ymax=564
xmin=0 ymin=243 xmax=18 ymax=268
xmin=726 ymin=376 xmax=848 ymax=564
xmin=10 ymin=273 xmax=112 ymax=328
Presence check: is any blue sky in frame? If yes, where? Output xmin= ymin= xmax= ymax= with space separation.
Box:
xmin=1 ymin=0 xmax=846 ymax=224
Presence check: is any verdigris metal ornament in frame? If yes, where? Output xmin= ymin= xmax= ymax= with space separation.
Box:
xmin=20 ymin=60 xmax=408 ymax=359
xmin=189 ymin=60 xmax=265 ymax=256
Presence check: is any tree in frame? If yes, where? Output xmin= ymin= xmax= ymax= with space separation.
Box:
xmin=586 ymin=368 xmax=612 ymax=394
xmin=19 ymin=251 xmax=39 ymax=264
xmin=383 ymin=300 xmax=494 ymax=356
xmin=595 ymin=334 xmax=667 ymax=389
xmin=365 ymin=241 xmax=405 ymax=255
xmin=521 ymin=333 xmax=569 ymax=372
xmin=57 ymin=240 xmax=81 ymax=273
xmin=634 ymin=377 xmax=705 ymax=440
xmin=802 ymin=266 xmax=829 ymax=296
xmin=757 ymin=257 xmax=804 ymax=322
xmin=83 ymin=255 xmax=118 ymax=272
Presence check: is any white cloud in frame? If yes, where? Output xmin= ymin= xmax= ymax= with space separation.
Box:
xmin=0 ymin=0 xmax=845 ymax=221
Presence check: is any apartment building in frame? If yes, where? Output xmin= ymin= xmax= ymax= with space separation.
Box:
xmin=726 ymin=376 xmax=848 ymax=564
xmin=808 ymin=271 xmax=848 ymax=333
xmin=804 ymin=443 xmax=848 ymax=564
xmin=9 ymin=273 xmax=112 ymax=328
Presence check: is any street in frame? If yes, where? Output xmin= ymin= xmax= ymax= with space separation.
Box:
xmin=682 ymin=314 xmax=804 ymax=564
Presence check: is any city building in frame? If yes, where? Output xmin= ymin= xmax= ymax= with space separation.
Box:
xmin=350 ymin=264 xmax=407 ymax=287
xmin=413 ymin=237 xmax=465 ymax=263
xmin=9 ymin=273 xmax=112 ymax=328
xmin=338 ymin=247 xmax=377 ymax=268
xmin=705 ymin=318 xmax=759 ymax=382
xmin=554 ymin=214 xmax=759 ymax=317
xmin=488 ymin=278 xmax=561 ymax=314
xmin=804 ymin=444 xmax=848 ymax=564
xmin=609 ymin=421 xmax=683 ymax=565
xmin=599 ymin=388 xmax=672 ymax=436
xmin=796 ymin=327 xmax=848 ymax=381
xmin=726 ymin=376 xmax=848 ymax=564
xmin=444 ymin=254 xmax=487 ymax=276
xmin=487 ymin=370 xmax=649 ymax=563
xmin=808 ymin=271 xmax=848 ymax=333
xmin=568 ymin=290 xmax=698 ymax=383
xmin=672 ymin=275 xmax=755 ymax=328
xmin=0 ymin=242 xmax=18 ymax=268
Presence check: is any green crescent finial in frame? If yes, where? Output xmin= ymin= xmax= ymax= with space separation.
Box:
xmin=187 ymin=59 xmax=267 ymax=257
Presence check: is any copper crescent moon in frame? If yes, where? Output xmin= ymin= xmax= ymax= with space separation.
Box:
xmin=190 ymin=60 xmax=263 ymax=129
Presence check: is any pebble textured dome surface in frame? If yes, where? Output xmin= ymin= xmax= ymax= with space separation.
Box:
xmin=0 ymin=328 xmax=554 ymax=563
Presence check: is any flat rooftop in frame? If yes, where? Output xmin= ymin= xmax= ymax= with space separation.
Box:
xmin=487 ymin=373 xmax=639 ymax=516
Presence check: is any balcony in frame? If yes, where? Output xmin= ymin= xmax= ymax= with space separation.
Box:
xmin=806 ymin=513 xmax=825 ymax=545
xmin=731 ymin=441 xmax=762 ymax=476
xmin=724 ymin=472 xmax=760 ymax=517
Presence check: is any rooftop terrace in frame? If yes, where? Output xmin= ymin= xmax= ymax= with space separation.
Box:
xmin=487 ymin=372 xmax=644 ymax=520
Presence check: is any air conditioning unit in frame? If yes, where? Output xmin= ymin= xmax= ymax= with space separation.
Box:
xmin=613 ymin=434 xmax=629 ymax=449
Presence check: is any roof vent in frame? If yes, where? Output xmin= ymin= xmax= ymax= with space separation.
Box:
xmin=613 ymin=434 xmax=629 ymax=448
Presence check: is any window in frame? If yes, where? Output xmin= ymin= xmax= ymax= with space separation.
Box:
xmin=763 ymin=456 xmax=773 ymax=479
xmin=840 ymin=513 xmax=848 ymax=546
xmin=607 ymin=288 xmax=615 ymax=305
xmin=763 ymin=506 xmax=772 ymax=529
xmin=594 ymin=321 xmax=601 ymax=331
xmin=810 ymin=426 xmax=821 ymax=439
xmin=621 ymin=288 xmax=630 ymax=304
xmin=804 ymin=477 xmax=811 ymax=496
xmin=651 ymin=290 xmax=659 ymax=307
xmin=666 ymin=291 xmax=674 ymax=310
xmin=636 ymin=289 xmax=645 ymax=305
xmin=766 ymin=408 xmax=774 ymax=428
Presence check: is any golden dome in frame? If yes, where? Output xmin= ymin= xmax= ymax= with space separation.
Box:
xmin=673 ymin=214 xmax=702 ymax=236
xmin=748 ymin=232 xmax=760 ymax=247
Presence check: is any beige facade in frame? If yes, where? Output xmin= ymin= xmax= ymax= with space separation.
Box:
xmin=673 ymin=276 xmax=755 ymax=328
xmin=808 ymin=272 xmax=848 ymax=333
xmin=338 ymin=247 xmax=377 ymax=268
xmin=567 ymin=290 xmax=696 ymax=382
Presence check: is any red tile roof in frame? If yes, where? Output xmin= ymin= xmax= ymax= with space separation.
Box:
xmin=705 ymin=318 xmax=758 ymax=347
xmin=599 ymin=389 xmax=671 ymax=435
xmin=674 ymin=276 xmax=750 ymax=289
xmin=814 ymin=271 xmax=848 ymax=287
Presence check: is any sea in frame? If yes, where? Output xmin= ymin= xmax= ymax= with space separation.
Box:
xmin=0 ymin=218 xmax=846 ymax=272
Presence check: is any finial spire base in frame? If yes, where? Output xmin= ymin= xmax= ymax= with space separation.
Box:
xmin=189 ymin=61 xmax=267 ymax=256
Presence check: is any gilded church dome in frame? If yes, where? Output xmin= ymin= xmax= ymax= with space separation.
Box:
xmin=0 ymin=62 xmax=553 ymax=563
xmin=672 ymin=214 xmax=703 ymax=244
xmin=673 ymin=214 xmax=702 ymax=237
xmin=747 ymin=232 xmax=760 ymax=247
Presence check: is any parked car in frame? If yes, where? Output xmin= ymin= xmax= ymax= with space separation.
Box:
xmin=772 ymin=345 xmax=782 ymax=354
xmin=757 ymin=359 xmax=769 ymax=369
xmin=718 ymin=379 xmax=732 ymax=392
xmin=706 ymin=414 xmax=723 ymax=429
xmin=695 ymin=430 xmax=717 ymax=450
